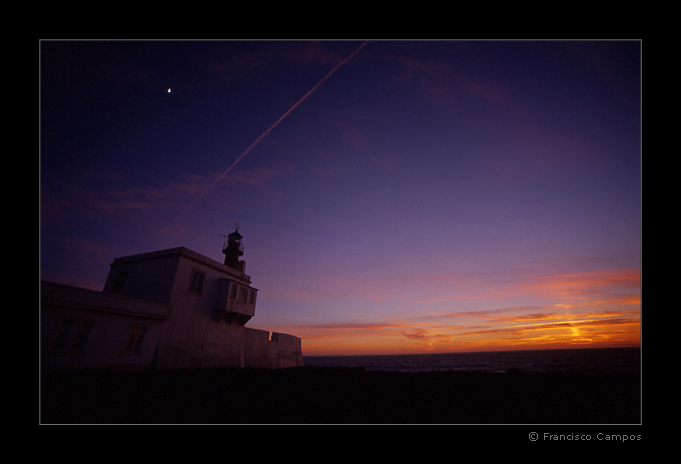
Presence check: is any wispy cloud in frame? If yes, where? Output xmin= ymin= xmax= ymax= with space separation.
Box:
xmin=41 ymin=162 xmax=288 ymax=223
xmin=264 ymin=266 xmax=640 ymax=310
xmin=386 ymin=44 xmax=515 ymax=110
xmin=207 ymin=41 xmax=357 ymax=82
xmin=266 ymin=267 xmax=640 ymax=355
xmin=289 ymin=304 xmax=640 ymax=355
xmin=456 ymin=308 xmax=640 ymax=348
xmin=520 ymin=269 xmax=640 ymax=297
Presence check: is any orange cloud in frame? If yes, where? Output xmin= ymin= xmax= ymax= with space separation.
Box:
xmin=518 ymin=268 xmax=640 ymax=300
xmin=265 ymin=267 xmax=640 ymax=356
xmin=284 ymin=306 xmax=639 ymax=356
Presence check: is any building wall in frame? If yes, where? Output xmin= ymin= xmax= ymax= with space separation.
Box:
xmin=41 ymin=282 xmax=169 ymax=372
xmin=153 ymin=328 xmax=303 ymax=369
xmin=150 ymin=249 xmax=301 ymax=369
xmin=244 ymin=331 xmax=304 ymax=369
xmin=41 ymin=247 xmax=303 ymax=372
xmin=103 ymin=250 xmax=182 ymax=305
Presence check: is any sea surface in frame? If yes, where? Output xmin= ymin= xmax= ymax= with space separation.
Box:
xmin=303 ymin=347 xmax=640 ymax=375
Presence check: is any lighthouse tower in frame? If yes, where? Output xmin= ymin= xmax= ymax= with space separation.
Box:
xmin=222 ymin=227 xmax=246 ymax=272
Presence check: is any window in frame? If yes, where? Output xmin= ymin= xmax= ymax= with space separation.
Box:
xmin=51 ymin=319 xmax=94 ymax=353
xmin=124 ymin=326 xmax=146 ymax=353
xmin=51 ymin=319 xmax=74 ymax=352
xmin=72 ymin=321 xmax=95 ymax=353
xmin=230 ymin=282 xmax=237 ymax=299
xmin=190 ymin=270 xmax=205 ymax=293
xmin=238 ymin=286 xmax=248 ymax=304
xmin=248 ymin=289 xmax=256 ymax=305
xmin=112 ymin=271 xmax=128 ymax=293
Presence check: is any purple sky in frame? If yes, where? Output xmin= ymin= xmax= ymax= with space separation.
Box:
xmin=40 ymin=40 xmax=641 ymax=355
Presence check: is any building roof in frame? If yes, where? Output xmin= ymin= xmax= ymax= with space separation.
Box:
xmin=110 ymin=246 xmax=252 ymax=283
xmin=41 ymin=280 xmax=170 ymax=320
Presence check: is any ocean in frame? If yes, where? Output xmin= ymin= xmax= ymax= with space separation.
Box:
xmin=303 ymin=346 xmax=640 ymax=375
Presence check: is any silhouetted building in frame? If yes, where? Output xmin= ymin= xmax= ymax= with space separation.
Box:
xmin=41 ymin=229 xmax=303 ymax=371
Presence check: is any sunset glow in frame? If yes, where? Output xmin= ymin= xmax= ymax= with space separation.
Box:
xmin=264 ymin=267 xmax=640 ymax=355
xmin=41 ymin=41 xmax=641 ymax=357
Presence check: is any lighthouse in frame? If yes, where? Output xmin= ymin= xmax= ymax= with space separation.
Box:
xmin=222 ymin=227 xmax=246 ymax=272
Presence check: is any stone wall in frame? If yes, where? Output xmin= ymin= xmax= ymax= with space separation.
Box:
xmin=152 ymin=328 xmax=303 ymax=370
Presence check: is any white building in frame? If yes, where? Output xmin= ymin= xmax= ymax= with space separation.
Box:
xmin=41 ymin=229 xmax=304 ymax=371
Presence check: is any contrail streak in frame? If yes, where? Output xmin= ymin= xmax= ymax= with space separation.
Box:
xmin=174 ymin=41 xmax=369 ymax=222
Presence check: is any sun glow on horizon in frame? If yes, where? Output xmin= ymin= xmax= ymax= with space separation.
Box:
xmin=260 ymin=267 xmax=641 ymax=357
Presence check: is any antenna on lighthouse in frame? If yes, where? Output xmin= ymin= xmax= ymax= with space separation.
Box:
xmin=218 ymin=224 xmax=240 ymax=238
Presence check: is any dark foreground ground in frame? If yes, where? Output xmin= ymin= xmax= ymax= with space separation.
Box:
xmin=40 ymin=367 xmax=640 ymax=424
